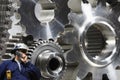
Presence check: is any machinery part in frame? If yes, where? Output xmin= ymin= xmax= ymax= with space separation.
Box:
xmin=68 ymin=0 xmax=97 ymax=13
xmin=2 ymin=34 xmax=23 ymax=61
xmin=18 ymin=0 xmax=70 ymax=40
xmin=0 ymin=0 xmax=22 ymax=61
xmin=63 ymin=0 xmax=120 ymax=80
xmin=31 ymin=40 xmax=66 ymax=80
xmin=0 ymin=0 xmax=14 ymax=56
xmin=8 ymin=12 xmax=27 ymax=38
xmin=34 ymin=0 xmax=56 ymax=23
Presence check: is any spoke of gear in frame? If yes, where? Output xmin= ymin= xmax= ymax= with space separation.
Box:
xmin=30 ymin=40 xmax=66 ymax=80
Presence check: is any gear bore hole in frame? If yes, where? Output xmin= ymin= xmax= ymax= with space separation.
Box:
xmin=48 ymin=58 xmax=60 ymax=71
xmin=86 ymin=25 xmax=106 ymax=58
xmin=85 ymin=22 xmax=116 ymax=62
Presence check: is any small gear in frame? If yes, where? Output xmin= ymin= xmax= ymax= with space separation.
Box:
xmin=30 ymin=40 xmax=66 ymax=80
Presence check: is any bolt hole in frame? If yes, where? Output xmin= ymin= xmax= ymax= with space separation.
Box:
xmin=102 ymin=74 xmax=109 ymax=80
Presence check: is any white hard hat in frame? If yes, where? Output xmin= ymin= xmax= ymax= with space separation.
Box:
xmin=11 ymin=43 xmax=29 ymax=54
xmin=13 ymin=43 xmax=29 ymax=50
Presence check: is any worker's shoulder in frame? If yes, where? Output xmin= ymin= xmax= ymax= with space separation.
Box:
xmin=0 ymin=60 xmax=13 ymax=65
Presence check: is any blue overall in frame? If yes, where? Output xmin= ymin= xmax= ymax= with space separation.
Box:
xmin=0 ymin=59 xmax=41 ymax=80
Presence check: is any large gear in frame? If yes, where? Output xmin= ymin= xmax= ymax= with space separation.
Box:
xmin=62 ymin=0 xmax=120 ymax=80
xmin=30 ymin=40 xmax=66 ymax=80
xmin=18 ymin=0 xmax=70 ymax=40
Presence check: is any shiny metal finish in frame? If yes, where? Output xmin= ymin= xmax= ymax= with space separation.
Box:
xmin=18 ymin=0 xmax=70 ymax=40
xmin=34 ymin=0 xmax=55 ymax=23
xmin=64 ymin=0 xmax=120 ymax=80
xmin=1 ymin=0 xmax=120 ymax=80
xmin=81 ymin=19 xmax=116 ymax=67
xmin=31 ymin=40 xmax=66 ymax=79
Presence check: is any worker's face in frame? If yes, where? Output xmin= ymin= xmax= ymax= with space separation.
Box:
xmin=17 ymin=50 xmax=28 ymax=63
xmin=20 ymin=52 xmax=28 ymax=63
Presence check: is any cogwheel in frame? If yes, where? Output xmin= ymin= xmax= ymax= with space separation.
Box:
xmin=18 ymin=0 xmax=70 ymax=40
xmin=1 ymin=33 xmax=23 ymax=61
xmin=64 ymin=0 xmax=120 ymax=80
xmin=0 ymin=0 xmax=21 ymax=61
xmin=30 ymin=39 xmax=66 ymax=80
xmin=0 ymin=0 xmax=14 ymax=57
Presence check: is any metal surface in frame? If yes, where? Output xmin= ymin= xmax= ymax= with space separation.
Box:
xmin=63 ymin=0 xmax=120 ymax=80
xmin=0 ymin=0 xmax=14 ymax=56
xmin=1 ymin=0 xmax=120 ymax=80
xmin=18 ymin=0 xmax=70 ymax=40
xmin=31 ymin=40 xmax=66 ymax=80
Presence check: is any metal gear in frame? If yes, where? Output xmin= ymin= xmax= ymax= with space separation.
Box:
xmin=62 ymin=0 xmax=120 ymax=80
xmin=1 ymin=33 xmax=23 ymax=61
xmin=18 ymin=0 xmax=70 ymax=40
xmin=0 ymin=0 xmax=22 ymax=62
xmin=0 ymin=0 xmax=14 ymax=58
xmin=30 ymin=40 xmax=66 ymax=80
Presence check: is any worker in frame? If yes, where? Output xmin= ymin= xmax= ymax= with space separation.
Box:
xmin=0 ymin=43 xmax=41 ymax=80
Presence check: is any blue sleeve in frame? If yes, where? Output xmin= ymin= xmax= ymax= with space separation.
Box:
xmin=0 ymin=61 xmax=9 ymax=79
xmin=22 ymin=62 xmax=41 ymax=80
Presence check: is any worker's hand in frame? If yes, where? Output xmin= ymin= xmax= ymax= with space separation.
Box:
xmin=20 ymin=53 xmax=28 ymax=63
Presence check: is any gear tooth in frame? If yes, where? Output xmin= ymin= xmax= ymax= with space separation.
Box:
xmin=40 ymin=41 xmax=43 ymax=44
xmin=28 ymin=49 xmax=34 ymax=53
xmin=49 ymin=38 xmax=54 ymax=42
xmin=1 ymin=54 xmax=12 ymax=61
xmin=28 ymin=46 xmax=33 ymax=49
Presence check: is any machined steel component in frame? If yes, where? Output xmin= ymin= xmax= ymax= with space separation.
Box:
xmin=0 ymin=0 xmax=22 ymax=62
xmin=0 ymin=0 xmax=14 ymax=56
xmin=18 ymin=0 xmax=70 ymax=40
xmin=2 ymin=34 xmax=23 ymax=61
xmin=31 ymin=40 xmax=66 ymax=80
xmin=63 ymin=0 xmax=120 ymax=80
xmin=68 ymin=0 xmax=97 ymax=13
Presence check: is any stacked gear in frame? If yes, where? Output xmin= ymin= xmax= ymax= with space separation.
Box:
xmin=0 ymin=0 xmax=21 ymax=61
xmin=0 ymin=0 xmax=13 ymax=56
xmin=1 ymin=0 xmax=22 ymax=61
xmin=2 ymin=34 xmax=23 ymax=61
